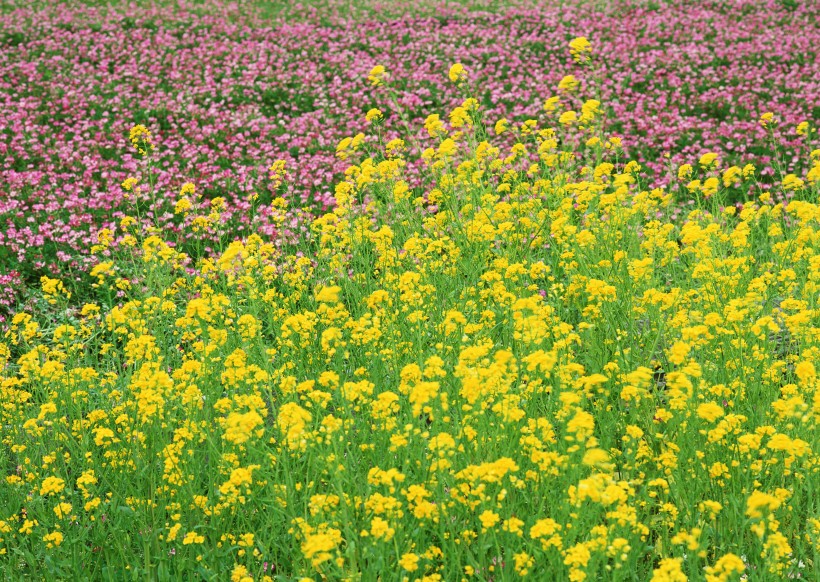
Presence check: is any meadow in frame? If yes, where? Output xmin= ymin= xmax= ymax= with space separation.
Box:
xmin=0 ymin=0 xmax=818 ymax=313
xmin=1 ymin=0 xmax=820 ymax=580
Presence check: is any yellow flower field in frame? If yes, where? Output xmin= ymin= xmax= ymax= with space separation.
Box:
xmin=2 ymin=46 xmax=820 ymax=580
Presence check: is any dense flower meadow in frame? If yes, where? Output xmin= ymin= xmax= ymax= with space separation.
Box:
xmin=0 ymin=0 xmax=819 ymax=313
xmin=2 ymin=21 xmax=820 ymax=576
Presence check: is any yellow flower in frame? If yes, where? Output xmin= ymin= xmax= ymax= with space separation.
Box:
xmin=277 ymin=403 xmax=312 ymax=451
xmin=746 ymin=490 xmax=781 ymax=519
xmin=315 ymin=285 xmax=341 ymax=303
xmin=559 ymin=111 xmax=577 ymax=125
xmin=494 ymin=118 xmax=509 ymax=135
xmin=336 ymin=136 xmax=352 ymax=154
xmin=701 ymin=176 xmax=719 ymax=197
xmin=543 ymin=96 xmax=561 ymax=112
xmin=558 ymin=74 xmax=578 ymax=92
xmin=53 ymin=502 xmax=72 ymax=519
xmin=697 ymin=402 xmax=724 ymax=423
xmin=424 ymin=114 xmax=445 ymax=138
xmin=478 ymin=510 xmax=500 ymax=531
xmin=41 ymin=276 xmax=69 ymax=300
xmin=564 ymin=542 xmax=592 ymax=575
xmin=237 ymin=313 xmax=261 ymax=339
xmin=365 ymin=108 xmax=383 ymax=123
xmin=699 ymin=500 xmax=722 ymax=518
xmin=129 ymin=124 xmax=153 ymax=156
xmin=448 ymin=63 xmax=467 ymax=83
xmin=231 ymin=564 xmax=253 ymax=582
xmin=43 ymin=531 xmax=63 ymax=548
xmin=180 ymin=182 xmax=195 ymax=196
xmin=503 ymin=517 xmax=525 ymax=535
xmin=514 ymin=552 xmax=535 ymax=576
xmin=569 ymin=36 xmax=592 ymax=62
xmin=399 ymin=553 xmax=420 ymax=571
xmin=367 ymin=65 xmax=386 ymax=86
xmin=722 ymin=165 xmax=742 ymax=187
xmin=18 ymin=519 xmax=38 ymax=535
xmin=449 ymin=106 xmax=469 ymax=128
xmin=651 ymin=557 xmax=687 ymax=581
xmin=182 ymin=531 xmax=205 ymax=545
xmin=582 ymin=447 xmax=613 ymax=470
xmin=705 ymin=554 xmax=745 ymax=582
xmin=759 ymin=112 xmax=774 ymax=127
xmin=385 ymin=138 xmax=405 ymax=157
xmin=796 ymin=121 xmax=809 ymax=135
xmin=121 ymin=176 xmax=139 ymax=191
xmin=579 ymin=99 xmax=600 ymax=123
xmin=699 ymin=152 xmax=719 ymax=168
xmin=301 ymin=530 xmax=341 ymax=567
xmin=436 ymin=138 xmax=458 ymax=159
xmin=40 ymin=476 xmax=66 ymax=496
xmin=174 ymin=197 xmax=192 ymax=215
xmin=795 ymin=361 xmax=816 ymax=382
xmin=809 ymin=160 xmax=820 ymax=183
xmin=167 ymin=523 xmax=182 ymax=542
xmin=782 ymin=174 xmax=804 ymax=191
xmin=369 ymin=516 xmax=395 ymax=540
xmin=222 ymin=410 xmax=264 ymax=445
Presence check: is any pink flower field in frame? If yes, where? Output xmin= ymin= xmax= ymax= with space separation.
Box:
xmin=0 ymin=0 xmax=818 ymax=307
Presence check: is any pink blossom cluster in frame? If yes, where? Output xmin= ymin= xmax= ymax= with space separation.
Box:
xmin=0 ymin=0 xmax=817 ymax=288
xmin=0 ymin=271 xmax=20 ymax=322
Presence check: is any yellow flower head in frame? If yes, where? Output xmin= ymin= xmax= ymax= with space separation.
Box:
xmin=705 ymin=554 xmax=745 ymax=580
xmin=699 ymin=152 xmax=719 ymax=168
xmin=796 ymin=121 xmax=809 ymax=135
xmin=53 ymin=502 xmax=72 ymax=519
xmin=746 ymin=490 xmax=781 ymax=519
xmin=795 ymin=361 xmax=816 ymax=382
xmin=40 ymin=476 xmax=66 ymax=496
xmin=782 ymin=173 xmax=804 ymax=191
xmin=366 ymin=108 xmax=383 ymax=123
xmin=424 ymin=114 xmax=445 ymax=138
xmin=269 ymin=159 xmax=286 ymax=175
xmin=569 ymin=36 xmax=592 ymax=62
xmin=448 ymin=63 xmax=467 ymax=83
xmin=315 ymin=285 xmax=341 ymax=303
xmin=399 ymin=553 xmax=420 ymax=571
xmin=543 ymin=96 xmax=561 ymax=112
xmin=558 ymin=74 xmax=579 ymax=92
xmin=43 ymin=531 xmax=64 ymax=548
xmin=129 ymin=124 xmax=153 ymax=156
xmin=367 ymin=65 xmax=386 ymax=86
xmin=180 ymin=182 xmax=195 ymax=197
xmin=722 ymin=165 xmax=742 ymax=187
xmin=759 ymin=112 xmax=775 ymax=127
xmin=121 ymin=176 xmax=139 ymax=192
xmin=479 ymin=510 xmax=500 ymax=531
xmin=559 ymin=111 xmax=577 ymax=125
xmin=651 ymin=557 xmax=687 ymax=581
xmin=697 ymin=401 xmax=725 ymax=422
xmin=579 ymin=99 xmax=600 ymax=123
xmin=175 ymin=197 xmax=192 ymax=215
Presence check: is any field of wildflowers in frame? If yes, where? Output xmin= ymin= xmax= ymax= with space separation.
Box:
xmin=1 ymin=0 xmax=819 ymax=312
xmin=2 ymin=0 xmax=820 ymax=580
